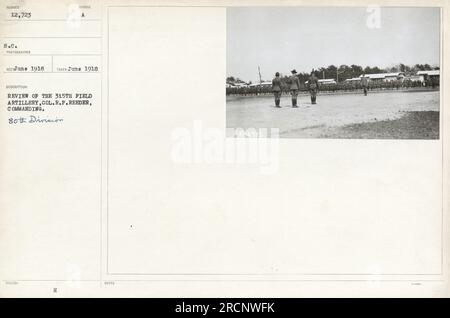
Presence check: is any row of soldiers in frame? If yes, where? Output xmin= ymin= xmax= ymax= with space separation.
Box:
xmin=272 ymin=69 xmax=369 ymax=107
xmin=227 ymin=77 xmax=430 ymax=96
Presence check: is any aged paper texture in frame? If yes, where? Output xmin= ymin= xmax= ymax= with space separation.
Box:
xmin=0 ymin=0 xmax=449 ymax=297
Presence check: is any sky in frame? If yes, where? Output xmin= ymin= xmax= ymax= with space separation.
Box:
xmin=227 ymin=7 xmax=440 ymax=82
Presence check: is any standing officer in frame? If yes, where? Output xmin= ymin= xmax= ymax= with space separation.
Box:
xmin=272 ymin=72 xmax=282 ymax=108
xmin=289 ymin=69 xmax=300 ymax=107
xmin=307 ymin=69 xmax=319 ymax=104
xmin=361 ymin=72 xmax=369 ymax=96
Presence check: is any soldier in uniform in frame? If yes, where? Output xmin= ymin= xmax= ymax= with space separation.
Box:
xmin=307 ymin=69 xmax=319 ymax=104
xmin=289 ymin=69 xmax=300 ymax=107
xmin=272 ymin=72 xmax=282 ymax=108
xmin=361 ymin=72 xmax=369 ymax=96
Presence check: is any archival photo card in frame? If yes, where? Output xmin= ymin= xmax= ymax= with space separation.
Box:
xmin=226 ymin=7 xmax=441 ymax=139
xmin=0 ymin=0 xmax=448 ymax=299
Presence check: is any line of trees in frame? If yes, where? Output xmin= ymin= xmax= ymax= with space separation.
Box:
xmin=226 ymin=79 xmax=438 ymax=96
xmin=227 ymin=63 xmax=439 ymax=85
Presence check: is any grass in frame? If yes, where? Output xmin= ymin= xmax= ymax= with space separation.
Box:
xmin=319 ymin=111 xmax=439 ymax=139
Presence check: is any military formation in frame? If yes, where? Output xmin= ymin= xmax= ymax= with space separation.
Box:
xmin=271 ymin=69 xmax=369 ymax=108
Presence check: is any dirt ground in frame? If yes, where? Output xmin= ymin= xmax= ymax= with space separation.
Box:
xmin=314 ymin=111 xmax=439 ymax=139
xmin=226 ymin=90 xmax=440 ymax=139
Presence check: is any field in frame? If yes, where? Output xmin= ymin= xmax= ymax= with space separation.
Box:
xmin=226 ymin=90 xmax=440 ymax=139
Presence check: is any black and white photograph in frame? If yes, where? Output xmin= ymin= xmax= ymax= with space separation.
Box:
xmin=226 ymin=7 xmax=440 ymax=139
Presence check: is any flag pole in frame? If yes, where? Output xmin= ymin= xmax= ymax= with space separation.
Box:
xmin=258 ymin=66 xmax=262 ymax=85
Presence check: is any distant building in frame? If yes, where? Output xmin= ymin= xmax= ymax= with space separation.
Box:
xmin=305 ymin=79 xmax=336 ymax=85
xmin=384 ymin=72 xmax=405 ymax=82
xmin=318 ymin=79 xmax=337 ymax=85
xmin=360 ymin=73 xmax=386 ymax=82
xmin=417 ymin=70 xmax=440 ymax=86
xmin=234 ymin=82 xmax=249 ymax=88
xmin=248 ymin=81 xmax=272 ymax=88
xmin=417 ymin=70 xmax=440 ymax=77
xmin=345 ymin=77 xmax=362 ymax=83
xmin=359 ymin=72 xmax=405 ymax=82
